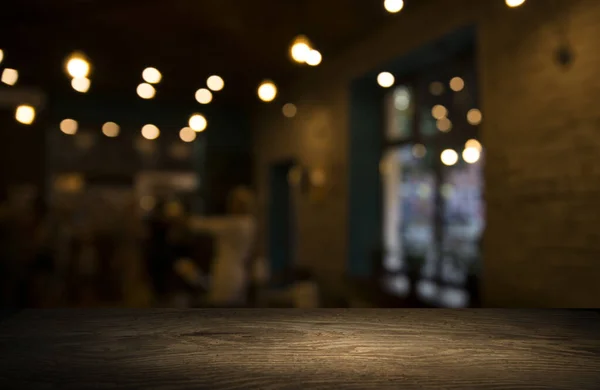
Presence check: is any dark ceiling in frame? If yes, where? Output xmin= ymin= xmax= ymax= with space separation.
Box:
xmin=0 ymin=0 xmax=395 ymax=107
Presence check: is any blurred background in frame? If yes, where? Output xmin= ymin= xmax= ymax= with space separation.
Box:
xmin=0 ymin=0 xmax=598 ymax=309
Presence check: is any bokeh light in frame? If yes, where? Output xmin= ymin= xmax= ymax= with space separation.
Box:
xmin=283 ymin=103 xmax=297 ymax=118
xmin=141 ymin=124 xmax=160 ymax=140
xmin=15 ymin=105 xmax=35 ymax=125
xmin=506 ymin=0 xmax=526 ymax=7
xmin=462 ymin=147 xmax=481 ymax=164
xmin=60 ymin=119 xmax=78 ymax=135
xmin=207 ymin=75 xmax=224 ymax=92
xmin=71 ymin=77 xmax=91 ymax=93
xmin=137 ymin=83 xmax=156 ymax=99
xmin=179 ymin=127 xmax=197 ymax=143
xmin=441 ymin=149 xmax=459 ymax=166
xmin=102 ymin=122 xmax=120 ymax=138
xmin=431 ymin=104 xmax=448 ymax=120
xmin=467 ymin=108 xmax=483 ymax=125
xmin=258 ymin=80 xmax=277 ymax=102
xmin=290 ymin=36 xmax=311 ymax=63
xmin=465 ymin=139 xmax=482 ymax=151
xmin=449 ymin=77 xmax=465 ymax=92
xmin=436 ymin=117 xmax=452 ymax=132
xmin=377 ymin=72 xmax=395 ymax=88
xmin=66 ymin=55 xmax=90 ymax=78
xmin=306 ymin=50 xmax=322 ymax=66
xmin=189 ymin=114 xmax=207 ymax=132
xmin=142 ymin=67 xmax=162 ymax=84
xmin=195 ymin=88 xmax=213 ymax=104
xmin=1 ymin=68 xmax=18 ymax=86
xmin=384 ymin=0 xmax=404 ymax=13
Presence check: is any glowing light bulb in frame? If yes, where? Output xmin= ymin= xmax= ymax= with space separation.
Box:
xmin=102 ymin=122 xmax=120 ymax=138
xmin=467 ymin=108 xmax=482 ymax=125
xmin=195 ymin=88 xmax=213 ymax=104
xmin=179 ymin=127 xmax=197 ymax=143
xmin=207 ymin=75 xmax=224 ymax=92
xmin=441 ymin=149 xmax=458 ymax=166
xmin=142 ymin=67 xmax=162 ymax=84
xmin=189 ymin=114 xmax=207 ymax=132
xmin=71 ymin=77 xmax=91 ymax=93
xmin=137 ymin=83 xmax=156 ymax=99
xmin=290 ymin=36 xmax=311 ymax=63
xmin=60 ymin=119 xmax=78 ymax=135
xmin=506 ymin=0 xmax=526 ymax=7
xmin=141 ymin=124 xmax=160 ymax=140
xmin=462 ymin=147 xmax=481 ymax=164
xmin=66 ymin=55 xmax=90 ymax=78
xmin=282 ymin=103 xmax=297 ymax=118
xmin=306 ymin=50 xmax=322 ymax=66
xmin=377 ymin=72 xmax=395 ymax=88
xmin=450 ymin=77 xmax=465 ymax=92
xmin=15 ymin=105 xmax=35 ymax=125
xmin=258 ymin=80 xmax=277 ymax=102
xmin=384 ymin=0 xmax=404 ymax=13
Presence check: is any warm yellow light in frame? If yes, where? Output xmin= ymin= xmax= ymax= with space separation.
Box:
xmin=306 ymin=50 xmax=322 ymax=66
xmin=141 ymin=124 xmax=160 ymax=140
xmin=258 ymin=80 xmax=277 ymax=102
xmin=465 ymin=139 xmax=482 ymax=152
xmin=15 ymin=105 xmax=35 ymax=125
xmin=441 ymin=149 xmax=458 ymax=166
xmin=207 ymin=75 xmax=224 ymax=92
xmin=412 ymin=144 xmax=426 ymax=158
xmin=71 ymin=77 xmax=91 ymax=93
xmin=1 ymin=68 xmax=18 ymax=86
xmin=0 ymin=49 xmax=3 ymax=64
xmin=462 ymin=147 xmax=481 ymax=164
xmin=506 ymin=0 xmax=526 ymax=7
xmin=290 ymin=36 xmax=311 ymax=63
xmin=195 ymin=88 xmax=213 ymax=104
xmin=102 ymin=122 xmax=120 ymax=138
xmin=384 ymin=0 xmax=404 ymax=13
xmin=179 ymin=127 xmax=197 ymax=143
xmin=282 ymin=103 xmax=297 ymax=118
xmin=467 ymin=108 xmax=483 ymax=125
xmin=137 ymin=83 xmax=156 ymax=99
xmin=377 ymin=72 xmax=395 ymax=88
xmin=449 ymin=77 xmax=464 ymax=92
xmin=60 ymin=119 xmax=78 ymax=135
xmin=431 ymin=104 xmax=447 ymax=120
xmin=437 ymin=118 xmax=452 ymax=132
xmin=429 ymin=81 xmax=444 ymax=96
xmin=142 ymin=67 xmax=162 ymax=84
xmin=66 ymin=55 xmax=90 ymax=78
xmin=189 ymin=114 xmax=207 ymax=132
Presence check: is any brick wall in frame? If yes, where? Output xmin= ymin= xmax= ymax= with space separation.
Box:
xmin=254 ymin=0 xmax=600 ymax=307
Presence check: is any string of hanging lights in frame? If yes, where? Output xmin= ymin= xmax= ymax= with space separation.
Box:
xmin=5 ymin=0 xmax=523 ymax=133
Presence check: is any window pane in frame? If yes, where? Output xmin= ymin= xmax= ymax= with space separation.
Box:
xmin=440 ymin=149 xmax=484 ymax=286
xmin=381 ymin=144 xmax=436 ymax=273
xmin=385 ymin=86 xmax=413 ymax=141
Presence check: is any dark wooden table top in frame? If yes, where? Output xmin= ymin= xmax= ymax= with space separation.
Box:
xmin=1 ymin=309 xmax=599 ymax=389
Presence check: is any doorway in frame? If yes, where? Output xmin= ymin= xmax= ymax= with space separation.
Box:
xmin=268 ymin=160 xmax=296 ymax=285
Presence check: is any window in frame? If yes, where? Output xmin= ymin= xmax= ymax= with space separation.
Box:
xmin=381 ymin=56 xmax=483 ymax=307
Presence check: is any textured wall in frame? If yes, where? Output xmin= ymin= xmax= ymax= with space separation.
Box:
xmin=254 ymin=0 xmax=600 ymax=306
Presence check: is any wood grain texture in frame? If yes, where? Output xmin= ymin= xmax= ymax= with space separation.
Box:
xmin=0 ymin=310 xmax=599 ymax=389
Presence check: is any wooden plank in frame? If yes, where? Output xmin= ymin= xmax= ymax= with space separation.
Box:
xmin=0 ymin=310 xmax=599 ymax=389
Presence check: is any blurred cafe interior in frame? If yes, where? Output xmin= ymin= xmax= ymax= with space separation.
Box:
xmin=1 ymin=0 xmax=599 ymax=309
